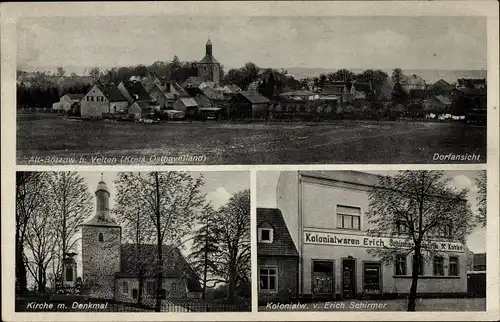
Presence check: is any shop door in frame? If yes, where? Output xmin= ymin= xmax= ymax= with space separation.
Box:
xmin=342 ymin=259 xmax=356 ymax=299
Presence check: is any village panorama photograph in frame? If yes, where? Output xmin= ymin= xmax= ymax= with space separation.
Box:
xmin=15 ymin=171 xmax=251 ymax=312
xmin=16 ymin=15 xmax=487 ymax=165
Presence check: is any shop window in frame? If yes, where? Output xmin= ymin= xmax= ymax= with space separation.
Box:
xmin=433 ymin=256 xmax=444 ymax=276
xmin=122 ymin=281 xmax=128 ymax=294
xmin=449 ymin=256 xmax=459 ymax=276
xmin=394 ymin=254 xmax=407 ymax=275
xmin=258 ymin=228 xmax=273 ymax=243
xmin=146 ymin=281 xmax=155 ymax=295
xmin=259 ymin=266 xmax=277 ymax=292
xmin=98 ymin=233 xmax=104 ymax=242
xmin=412 ymin=255 xmax=424 ymax=276
xmin=336 ymin=205 xmax=361 ymax=230
xmin=363 ymin=263 xmax=381 ymax=294
xmin=312 ymin=261 xmax=333 ymax=294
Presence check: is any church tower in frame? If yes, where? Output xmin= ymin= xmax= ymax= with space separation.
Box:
xmin=81 ymin=176 xmax=121 ymax=299
xmin=197 ymin=38 xmax=221 ymax=85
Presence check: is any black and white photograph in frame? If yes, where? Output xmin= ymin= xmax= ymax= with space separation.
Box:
xmin=16 ymin=15 xmax=487 ymax=165
xmin=15 ymin=171 xmax=251 ymax=312
xmin=256 ymin=170 xmax=486 ymax=311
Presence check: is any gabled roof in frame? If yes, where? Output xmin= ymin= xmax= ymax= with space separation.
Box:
xmin=238 ymin=91 xmax=270 ymax=104
xmin=178 ymin=97 xmax=198 ymax=107
xmin=171 ymin=82 xmax=190 ymax=97
xmin=402 ymin=74 xmax=426 ymax=86
xmin=202 ymin=86 xmax=225 ymax=100
xmin=118 ymin=243 xmax=202 ymax=292
xmin=64 ymin=93 xmax=86 ymax=100
xmin=121 ymin=81 xmax=151 ymax=101
xmin=225 ymin=85 xmax=241 ymax=93
xmin=182 ymin=76 xmax=203 ymax=89
xmin=434 ymin=94 xmax=451 ymax=105
xmin=280 ymin=90 xmax=317 ymax=97
xmin=97 ymin=84 xmax=128 ymax=102
xmin=199 ymin=54 xmax=220 ymax=64
xmin=429 ymin=79 xmax=452 ymax=90
xmin=320 ymin=85 xmax=345 ymax=96
xmin=257 ymin=208 xmax=298 ymax=257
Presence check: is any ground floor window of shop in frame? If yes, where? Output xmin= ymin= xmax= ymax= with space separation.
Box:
xmin=312 ymin=261 xmax=334 ymax=296
xmin=363 ymin=262 xmax=382 ymax=295
xmin=260 ymin=266 xmax=277 ymax=292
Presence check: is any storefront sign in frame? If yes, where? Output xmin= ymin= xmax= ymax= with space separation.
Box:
xmin=303 ymin=231 xmax=464 ymax=252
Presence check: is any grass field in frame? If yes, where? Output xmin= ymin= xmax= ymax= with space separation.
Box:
xmin=16 ymin=112 xmax=486 ymax=165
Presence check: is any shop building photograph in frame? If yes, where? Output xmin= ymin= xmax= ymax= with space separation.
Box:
xmin=257 ymin=170 xmax=487 ymax=311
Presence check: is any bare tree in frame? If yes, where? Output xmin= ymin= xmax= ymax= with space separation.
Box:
xmin=366 ymin=171 xmax=475 ymax=311
xmin=475 ymin=170 xmax=486 ymax=227
xmin=16 ymin=172 xmax=47 ymax=294
xmin=45 ymin=172 xmax=93 ymax=285
xmin=212 ymin=190 xmax=251 ymax=303
xmin=114 ymin=172 xmax=205 ymax=311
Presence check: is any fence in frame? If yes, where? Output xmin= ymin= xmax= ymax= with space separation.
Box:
xmin=161 ymin=299 xmax=251 ymax=312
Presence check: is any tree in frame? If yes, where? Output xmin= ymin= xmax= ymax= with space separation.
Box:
xmin=88 ymin=67 xmax=101 ymax=83
xmin=16 ymin=172 xmax=47 ymax=294
xmin=45 ymin=172 xmax=93 ymax=284
xmin=475 ymin=170 xmax=486 ymax=227
xmin=211 ymin=190 xmax=251 ymax=303
xmin=113 ymin=172 xmax=205 ymax=311
xmin=392 ymin=82 xmax=408 ymax=105
xmin=327 ymin=69 xmax=356 ymax=83
xmin=365 ymin=171 xmax=475 ymax=311
xmin=188 ymin=203 xmax=220 ymax=299
xmin=357 ymin=69 xmax=389 ymax=98
xmin=392 ymin=68 xmax=404 ymax=84
xmin=57 ymin=67 xmax=66 ymax=77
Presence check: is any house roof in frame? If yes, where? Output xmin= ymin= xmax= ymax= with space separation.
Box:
xmin=98 ymin=84 xmax=128 ymax=102
xmin=352 ymin=82 xmax=372 ymax=94
xmin=65 ymin=93 xmax=86 ymax=100
xmin=299 ymin=170 xmax=382 ymax=188
xmin=121 ymin=81 xmax=151 ymax=101
xmin=172 ymin=82 xmax=190 ymax=96
xmin=473 ymin=253 xmax=486 ymax=267
xmin=429 ymin=79 xmax=452 ymax=91
xmin=257 ymin=208 xmax=299 ymax=257
xmin=118 ymin=243 xmax=202 ymax=292
xmin=320 ymin=85 xmax=345 ymax=96
xmin=202 ymin=86 xmax=225 ymax=100
xmin=178 ymin=97 xmax=198 ymax=107
xmin=194 ymin=94 xmax=212 ymax=106
xmin=279 ymin=90 xmax=317 ymax=97
xmin=409 ymin=89 xmax=427 ymax=100
xmin=239 ymin=91 xmax=270 ymax=104
xmin=182 ymin=77 xmax=203 ymax=89
xmin=458 ymin=78 xmax=486 ymax=88
xmin=199 ymin=54 xmax=220 ymax=65
xmin=456 ymin=87 xmax=487 ymax=96
xmin=402 ymin=74 xmax=426 ymax=86
xmin=225 ymin=85 xmax=241 ymax=93
xmin=434 ymin=95 xmax=451 ymax=105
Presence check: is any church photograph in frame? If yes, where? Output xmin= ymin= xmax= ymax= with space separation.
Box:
xmin=15 ymin=170 xmax=251 ymax=312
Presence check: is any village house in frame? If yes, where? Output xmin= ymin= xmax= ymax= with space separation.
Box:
xmin=425 ymin=95 xmax=452 ymax=113
xmin=401 ymin=74 xmax=426 ymax=92
xmin=118 ymin=81 xmax=152 ymax=104
xmin=229 ymin=91 xmax=270 ymax=119
xmin=128 ymin=101 xmax=160 ymax=120
xmin=457 ymin=78 xmax=486 ymax=90
xmin=59 ymin=93 xmax=85 ymax=112
xmin=319 ymin=84 xmax=349 ymax=108
xmin=428 ymin=79 xmax=454 ymax=96
xmin=182 ymin=76 xmax=204 ymax=89
xmin=257 ymin=208 xmax=299 ymax=303
xmin=173 ymin=97 xmax=199 ymax=118
xmin=81 ymin=179 xmax=201 ymax=304
xmin=80 ymin=84 xmax=129 ymax=119
xmin=408 ymin=89 xmax=428 ymax=106
xmin=349 ymin=82 xmax=373 ymax=100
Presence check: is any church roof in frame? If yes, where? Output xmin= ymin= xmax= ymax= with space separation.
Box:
xmin=117 ymin=243 xmax=202 ymax=292
xmin=199 ymin=54 xmax=220 ymax=65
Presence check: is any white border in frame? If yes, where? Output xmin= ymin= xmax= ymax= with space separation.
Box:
xmin=2 ymin=1 xmax=499 ymax=321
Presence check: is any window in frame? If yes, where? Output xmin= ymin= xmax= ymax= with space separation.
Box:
xmin=363 ymin=263 xmax=381 ymax=294
xmin=312 ymin=261 xmax=333 ymax=294
xmin=395 ymin=254 xmax=407 ymax=275
xmin=132 ymin=289 xmax=138 ymax=299
xmin=395 ymin=218 xmax=409 ymax=235
xmin=336 ymin=205 xmax=361 ymax=230
xmin=412 ymin=255 xmax=424 ymax=275
xmin=258 ymin=228 xmax=273 ymax=243
xmin=122 ymin=281 xmax=128 ymax=294
xmin=259 ymin=266 xmax=277 ymax=292
xmin=171 ymin=282 xmax=176 ymax=293
xmin=160 ymin=289 xmax=166 ymax=299
xmin=87 ymin=96 xmax=94 ymax=102
xmin=437 ymin=224 xmax=453 ymax=238
xmin=65 ymin=266 xmax=73 ymax=282
xmin=98 ymin=233 xmax=104 ymax=242
xmin=433 ymin=256 xmax=444 ymax=276
xmin=449 ymin=256 xmax=459 ymax=276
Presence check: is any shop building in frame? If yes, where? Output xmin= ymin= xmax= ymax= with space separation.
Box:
xmin=261 ymin=170 xmax=467 ymax=301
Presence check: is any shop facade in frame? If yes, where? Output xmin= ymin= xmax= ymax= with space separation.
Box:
xmin=275 ymin=171 xmax=468 ymax=300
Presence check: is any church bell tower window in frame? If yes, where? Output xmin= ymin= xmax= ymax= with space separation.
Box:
xmin=98 ymin=233 xmax=104 ymax=242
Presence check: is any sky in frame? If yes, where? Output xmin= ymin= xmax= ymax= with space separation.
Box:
xmin=257 ymin=170 xmax=485 ymax=253
xmin=17 ymin=16 xmax=487 ymax=73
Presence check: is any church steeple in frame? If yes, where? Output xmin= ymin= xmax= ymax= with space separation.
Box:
xmin=82 ymin=175 xmax=119 ymax=227
xmin=206 ymin=38 xmax=212 ymax=55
